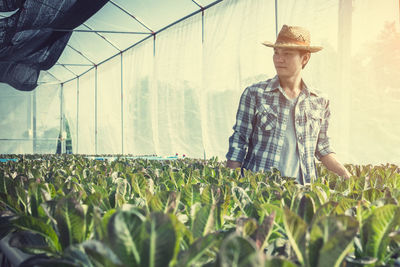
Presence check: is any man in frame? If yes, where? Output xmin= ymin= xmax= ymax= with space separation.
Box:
xmin=226 ymin=25 xmax=350 ymax=183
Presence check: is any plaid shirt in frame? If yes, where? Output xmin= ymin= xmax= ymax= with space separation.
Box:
xmin=226 ymin=75 xmax=334 ymax=181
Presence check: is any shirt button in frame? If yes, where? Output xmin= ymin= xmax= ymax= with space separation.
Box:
xmin=298 ymin=136 xmax=302 ymax=141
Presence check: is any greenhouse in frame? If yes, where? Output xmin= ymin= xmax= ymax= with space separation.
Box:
xmin=0 ymin=0 xmax=398 ymax=165
xmin=1 ymin=0 xmax=400 ymax=266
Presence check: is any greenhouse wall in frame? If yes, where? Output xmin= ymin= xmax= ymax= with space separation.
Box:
xmin=0 ymin=84 xmax=34 ymax=154
xmin=0 ymin=83 xmax=60 ymax=154
xmin=1 ymin=0 xmax=399 ymax=166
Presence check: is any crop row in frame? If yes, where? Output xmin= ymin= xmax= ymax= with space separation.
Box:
xmin=0 ymin=155 xmax=400 ymax=266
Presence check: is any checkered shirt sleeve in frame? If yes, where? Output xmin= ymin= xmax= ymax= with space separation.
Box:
xmin=226 ymin=86 xmax=256 ymax=162
xmin=315 ymin=99 xmax=334 ymax=160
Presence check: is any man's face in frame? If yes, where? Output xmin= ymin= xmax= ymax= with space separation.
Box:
xmin=273 ymin=48 xmax=309 ymax=78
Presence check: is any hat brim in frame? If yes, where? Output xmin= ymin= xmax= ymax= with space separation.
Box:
xmin=262 ymin=41 xmax=323 ymax=53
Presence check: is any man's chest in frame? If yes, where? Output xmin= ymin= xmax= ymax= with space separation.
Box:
xmin=254 ymin=90 xmax=326 ymax=135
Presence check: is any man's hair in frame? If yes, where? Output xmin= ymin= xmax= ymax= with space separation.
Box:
xmin=299 ymin=50 xmax=311 ymax=69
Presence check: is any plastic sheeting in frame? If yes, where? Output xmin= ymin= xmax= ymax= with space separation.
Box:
xmin=76 ymin=70 xmax=95 ymax=154
xmin=0 ymin=82 xmax=59 ymax=153
xmin=1 ymin=0 xmax=400 ymax=166
xmin=97 ymin=56 xmax=122 ymax=154
xmin=0 ymin=84 xmax=33 ymax=153
xmin=348 ymin=0 xmax=400 ymax=165
xmin=123 ymin=41 xmax=156 ymax=156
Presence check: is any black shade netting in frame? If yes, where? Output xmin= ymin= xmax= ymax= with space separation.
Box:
xmin=0 ymin=0 xmax=108 ymax=91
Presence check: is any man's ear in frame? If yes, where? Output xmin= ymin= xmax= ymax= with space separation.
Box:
xmin=302 ymin=52 xmax=311 ymax=69
xmin=303 ymin=52 xmax=311 ymax=65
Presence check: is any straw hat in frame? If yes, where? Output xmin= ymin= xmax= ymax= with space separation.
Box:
xmin=262 ymin=25 xmax=323 ymax=53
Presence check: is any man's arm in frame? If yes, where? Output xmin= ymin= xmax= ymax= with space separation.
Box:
xmin=226 ymin=160 xmax=242 ymax=169
xmin=314 ymin=99 xmax=351 ymax=178
xmin=320 ymin=153 xmax=351 ymax=179
xmin=226 ymin=86 xmax=256 ymax=168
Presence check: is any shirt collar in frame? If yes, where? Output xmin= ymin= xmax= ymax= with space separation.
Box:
xmin=265 ymin=75 xmax=320 ymax=97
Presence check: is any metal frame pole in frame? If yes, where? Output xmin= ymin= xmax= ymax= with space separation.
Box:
xmin=76 ymin=78 xmax=80 ymax=153
xmin=120 ymin=53 xmax=124 ymax=154
xmin=202 ymin=10 xmax=204 ymax=43
xmin=27 ymin=92 xmax=31 ymax=151
xmin=151 ymin=34 xmax=160 ymax=156
xmin=202 ymin=9 xmax=206 ymax=160
xmin=27 ymin=92 xmax=32 ymax=152
xmin=95 ymin=66 xmax=98 ymax=155
xmin=32 ymin=91 xmax=37 ymax=153
xmin=109 ymin=0 xmax=154 ymax=33
xmin=275 ymin=0 xmax=278 ymax=37
xmin=60 ymin=0 xmax=223 ymax=86
xmin=337 ymin=0 xmax=352 ymax=157
xmin=60 ymin=84 xmax=65 ymax=153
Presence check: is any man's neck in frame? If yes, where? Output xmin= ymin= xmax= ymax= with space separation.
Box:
xmin=278 ymin=74 xmax=303 ymax=99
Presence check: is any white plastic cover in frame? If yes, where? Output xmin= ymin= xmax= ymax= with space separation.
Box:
xmin=0 ymin=0 xmax=399 ymax=166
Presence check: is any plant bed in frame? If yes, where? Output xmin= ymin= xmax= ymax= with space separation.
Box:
xmin=1 ymin=155 xmax=400 ymax=266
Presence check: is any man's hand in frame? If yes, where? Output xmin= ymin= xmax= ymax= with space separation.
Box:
xmin=226 ymin=160 xmax=242 ymax=169
xmin=320 ymin=153 xmax=352 ymax=179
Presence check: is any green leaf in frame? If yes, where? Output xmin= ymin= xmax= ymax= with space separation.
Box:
xmin=260 ymin=204 xmax=284 ymax=225
xmin=309 ymin=215 xmax=359 ymax=267
xmin=218 ymin=185 xmax=231 ymax=227
xmin=177 ymin=233 xmax=224 ymax=267
xmin=232 ymin=186 xmax=253 ymax=216
xmin=297 ymin=193 xmax=316 ymax=224
xmin=16 ymin=186 xmax=28 ymax=212
xmin=30 ymin=191 xmax=39 ymax=218
xmin=311 ymin=183 xmax=330 ymax=202
xmin=55 ymin=197 xmax=86 ymax=249
xmin=181 ymin=183 xmax=201 ymax=208
xmin=107 ymin=208 xmax=146 ymax=266
xmin=149 ymin=191 xmax=180 ymax=213
xmin=201 ymin=185 xmax=213 ymax=205
xmin=363 ymin=188 xmax=384 ymax=203
xmin=361 ymin=204 xmax=400 ymax=261
xmin=0 ymin=214 xmax=15 ymax=240
xmin=264 ymin=257 xmax=298 ymax=267
xmin=19 ymin=257 xmax=79 ymax=267
xmin=115 ymin=177 xmax=132 ymax=207
xmin=344 ymin=254 xmax=377 ymax=266
xmin=0 ymin=171 xmax=11 ymax=194
xmin=14 ymin=215 xmax=61 ymax=252
xmin=283 ymin=208 xmax=307 ymax=265
xmin=335 ymin=197 xmax=358 ymax=215
xmin=131 ymin=173 xmax=148 ymax=198
xmin=218 ymin=234 xmax=262 ymax=267
xmin=63 ymin=244 xmax=94 ymax=267
xmin=236 ymin=217 xmax=258 ymax=237
xmin=253 ymin=211 xmax=275 ymax=251
xmin=95 ymin=208 xmax=116 ymax=241
xmin=169 ymin=213 xmax=194 ymax=266
xmin=192 ymin=204 xmax=216 ymax=239
xmin=312 ymin=201 xmax=338 ymax=223
xmin=9 ymin=231 xmax=53 ymax=255
xmin=141 ymin=212 xmax=177 ymax=267
xmin=80 ymin=240 xmax=123 ymax=267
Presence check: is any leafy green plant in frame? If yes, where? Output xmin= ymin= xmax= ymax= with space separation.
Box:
xmin=353 ymin=204 xmax=400 ymax=266
xmin=0 ymin=155 xmax=400 ymax=266
xmin=283 ymin=207 xmax=359 ymax=267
